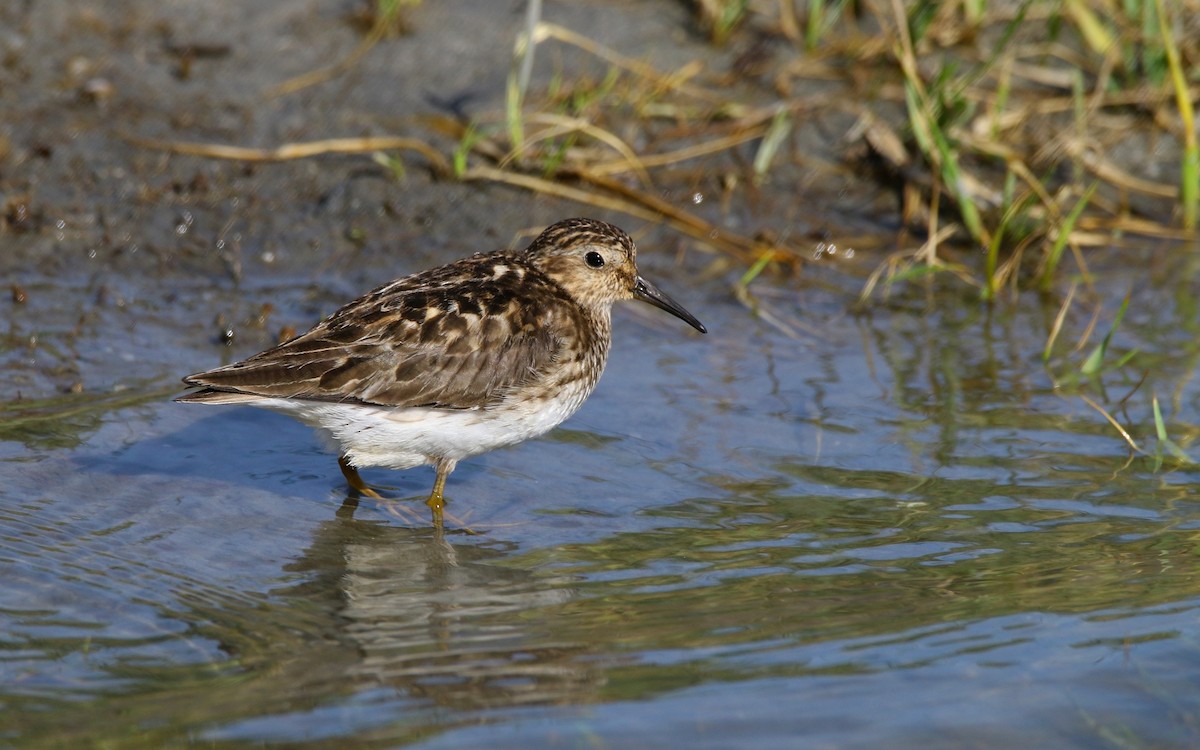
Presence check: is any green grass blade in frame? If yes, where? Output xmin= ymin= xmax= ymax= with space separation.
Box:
xmin=506 ymin=0 xmax=542 ymax=151
xmin=952 ymin=0 xmax=1030 ymax=97
xmin=1154 ymin=0 xmax=1197 ymax=229
xmin=1038 ymin=182 xmax=1097 ymax=292
xmin=753 ymin=108 xmax=792 ymax=183
xmin=737 ymin=250 xmax=775 ymax=289
xmin=505 ymin=71 xmax=524 ymax=152
xmin=1182 ymin=145 xmax=1198 ymax=231
xmin=805 ymin=0 xmax=825 ymax=50
xmin=930 ymin=124 xmax=986 ymax=245
xmin=1153 ymin=395 xmax=1168 ymax=443
xmin=1152 ymin=395 xmax=1194 ymax=464
xmin=453 ymin=123 xmax=480 ymax=178
xmin=983 ymin=182 xmax=1034 ymax=300
xmin=1081 ymin=290 xmax=1131 ymax=376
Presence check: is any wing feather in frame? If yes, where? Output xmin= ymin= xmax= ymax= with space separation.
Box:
xmin=179 ymin=252 xmax=577 ymax=409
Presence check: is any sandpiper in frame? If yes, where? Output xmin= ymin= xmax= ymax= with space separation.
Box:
xmin=178 ymin=217 xmax=706 ymax=526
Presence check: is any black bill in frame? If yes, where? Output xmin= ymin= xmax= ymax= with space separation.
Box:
xmin=633 ymin=276 xmax=707 ymax=334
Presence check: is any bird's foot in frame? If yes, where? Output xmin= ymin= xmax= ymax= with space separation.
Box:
xmin=426 ymin=491 xmax=445 ymax=529
xmin=339 ymin=455 xmax=384 ymax=499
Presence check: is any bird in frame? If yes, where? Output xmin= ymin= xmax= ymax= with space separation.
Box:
xmin=177 ymin=217 xmax=706 ymax=526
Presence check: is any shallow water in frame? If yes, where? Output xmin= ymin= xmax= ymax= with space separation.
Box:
xmin=6 ymin=1 xmax=1200 ymax=748
xmin=6 ymin=252 xmax=1200 ymax=748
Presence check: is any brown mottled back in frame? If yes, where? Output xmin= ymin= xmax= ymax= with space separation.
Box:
xmin=178 ymin=221 xmax=638 ymax=409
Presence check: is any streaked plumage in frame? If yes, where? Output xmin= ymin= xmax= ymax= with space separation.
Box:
xmin=178 ymin=217 xmax=706 ymax=525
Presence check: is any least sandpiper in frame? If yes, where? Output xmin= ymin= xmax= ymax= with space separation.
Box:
xmin=178 ymin=217 xmax=706 ymax=526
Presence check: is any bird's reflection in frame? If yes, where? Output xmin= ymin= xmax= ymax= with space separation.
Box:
xmin=278 ymin=501 xmax=602 ymax=710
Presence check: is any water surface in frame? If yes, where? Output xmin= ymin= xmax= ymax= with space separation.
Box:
xmin=6 ymin=255 xmax=1200 ymax=748
xmin=4 ymin=1 xmax=1200 ymax=748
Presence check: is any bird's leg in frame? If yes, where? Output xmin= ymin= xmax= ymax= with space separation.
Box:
xmin=426 ymin=458 xmax=456 ymax=528
xmin=339 ymin=455 xmax=382 ymax=500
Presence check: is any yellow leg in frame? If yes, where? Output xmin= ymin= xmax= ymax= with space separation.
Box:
xmin=339 ymin=455 xmax=382 ymax=500
xmin=426 ymin=458 xmax=455 ymax=528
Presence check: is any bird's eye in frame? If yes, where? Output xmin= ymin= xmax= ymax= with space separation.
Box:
xmin=585 ymin=251 xmax=605 ymax=268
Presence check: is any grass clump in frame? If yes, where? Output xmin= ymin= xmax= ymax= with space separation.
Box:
xmin=856 ymin=0 xmax=1197 ymax=297
xmin=135 ymin=0 xmax=1199 ymax=298
xmin=482 ymin=0 xmax=1200 ymax=297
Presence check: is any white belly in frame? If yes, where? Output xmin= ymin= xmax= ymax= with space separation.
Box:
xmin=253 ymin=385 xmax=592 ymax=470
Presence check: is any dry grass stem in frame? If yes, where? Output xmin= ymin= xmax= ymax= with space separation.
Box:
xmin=1080 ymin=394 xmax=1141 ymax=452
xmin=589 ymin=126 xmax=769 ymax=175
xmin=1044 ymin=280 xmax=1077 ymax=361
xmin=500 ymin=113 xmax=653 ymax=187
xmin=129 ymin=3 xmax=1198 ymax=298
xmin=127 ymin=134 xmax=452 ymax=176
xmin=533 ymin=22 xmax=720 ymax=102
xmin=267 ymin=17 xmax=391 ymax=98
xmin=1064 ymin=141 xmax=1179 ymax=198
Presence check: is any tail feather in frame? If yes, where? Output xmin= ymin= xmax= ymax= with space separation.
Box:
xmin=174 ymin=388 xmax=267 ymax=405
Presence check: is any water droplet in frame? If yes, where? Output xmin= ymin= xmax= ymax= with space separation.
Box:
xmin=692 ymin=192 xmax=704 ymax=205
